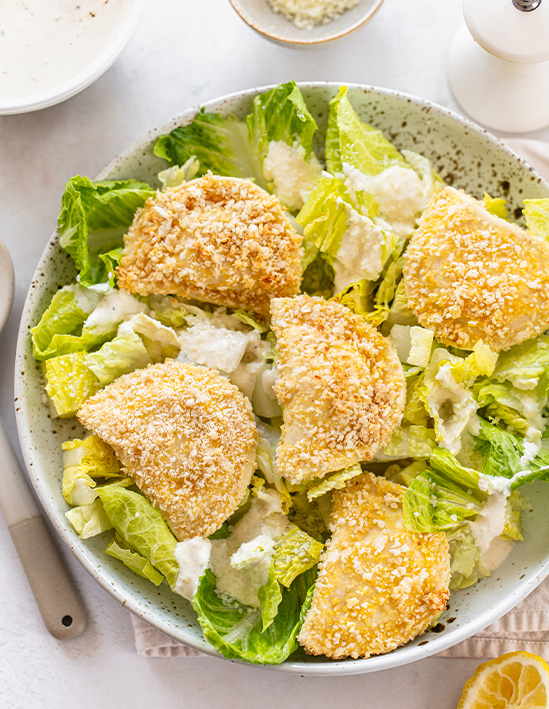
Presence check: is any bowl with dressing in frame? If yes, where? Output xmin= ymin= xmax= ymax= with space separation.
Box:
xmin=0 ymin=0 xmax=149 ymax=115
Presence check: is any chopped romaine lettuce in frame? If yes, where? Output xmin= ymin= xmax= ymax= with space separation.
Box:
xmin=483 ymin=193 xmax=508 ymax=219
xmin=43 ymin=352 xmax=101 ymax=417
xmin=306 ymin=464 xmax=363 ymax=501
xmin=523 ymin=198 xmax=549 ymax=240
xmin=257 ymin=569 xmax=283 ymax=631
xmin=158 ymin=156 xmax=201 ymax=190
xmin=326 ymin=87 xmax=407 ymax=177
xmin=61 ymin=434 xmax=121 ymax=505
xmin=192 ymin=566 xmax=316 ymax=664
xmin=154 ymin=109 xmax=264 ymax=186
xmin=445 ymin=524 xmax=490 ymax=590
xmin=65 ymin=498 xmax=113 ymax=539
xmin=380 ymin=425 xmax=436 ymax=460
xmin=389 ymin=324 xmax=434 ymax=368
xmin=247 ymin=82 xmax=317 ymax=161
xmin=490 ymin=335 xmax=549 ymax=391
xmin=232 ymin=309 xmax=270 ymax=333
xmin=97 ymin=487 xmax=179 ymax=589
xmin=58 ymin=176 xmax=154 ymax=289
xmin=271 ymin=524 xmax=323 ymax=587
xmin=31 ymin=287 xmax=105 ymax=361
xmin=146 ymin=295 xmax=188 ymax=329
xmin=300 ymin=253 xmax=335 ymax=299
xmin=106 ymin=535 xmax=165 ymax=586
xmin=85 ymin=329 xmax=151 ymax=385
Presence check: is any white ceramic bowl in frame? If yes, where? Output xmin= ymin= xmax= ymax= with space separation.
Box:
xmin=229 ymin=0 xmax=384 ymax=47
xmin=0 ymin=0 xmax=149 ymax=116
xmin=15 ymin=83 xmax=549 ymax=675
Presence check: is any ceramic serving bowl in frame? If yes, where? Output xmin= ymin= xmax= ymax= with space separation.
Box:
xmin=15 ymin=83 xmax=549 ymax=675
xmin=0 ymin=0 xmax=149 ymax=116
xmin=229 ymin=0 xmax=384 ymax=47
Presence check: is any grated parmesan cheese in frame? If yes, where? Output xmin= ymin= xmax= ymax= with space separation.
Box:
xmin=267 ymin=0 xmax=359 ymax=30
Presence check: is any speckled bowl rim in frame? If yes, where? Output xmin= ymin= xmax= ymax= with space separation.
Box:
xmin=228 ymin=0 xmax=384 ymax=46
xmin=14 ymin=82 xmax=549 ymax=675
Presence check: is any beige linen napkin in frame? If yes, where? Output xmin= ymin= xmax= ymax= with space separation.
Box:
xmin=131 ymin=138 xmax=549 ymax=659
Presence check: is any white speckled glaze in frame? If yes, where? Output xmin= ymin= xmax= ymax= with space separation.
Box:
xmin=229 ymin=0 xmax=384 ymax=47
xmin=14 ymin=83 xmax=549 ymax=675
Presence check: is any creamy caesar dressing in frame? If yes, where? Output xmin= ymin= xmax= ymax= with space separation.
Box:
xmin=333 ymin=204 xmax=385 ymax=293
xmin=469 ymin=492 xmax=508 ymax=557
xmin=65 ymin=284 xmax=103 ymax=314
xmin=342 ymin=161 xmax=434 ymax=236
xmin=481 ymin=536 xmax=515 ymax=573
xmin=0 ymin=0 xmax=130 ymax=101
xmin=178 ymin=317 xmax=250 ymax=374
xmin=84 ymin=288 xmax=147 ymax=332
xmin=174 ymin=538 xmax=212 ymax=601
xmin=209 ymin=489 xmax=288 ymax=608
xmin=263 ymin=141 xmax=322 ymax=213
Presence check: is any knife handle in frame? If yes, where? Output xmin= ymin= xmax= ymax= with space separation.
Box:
xmin=9 ymin=516 xmax=87 ymax=639
xmin=0 ymin=422 xmax=87 ymax=639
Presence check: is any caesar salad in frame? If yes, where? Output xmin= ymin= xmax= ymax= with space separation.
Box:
xmin=30 ymin=82 xmax=549 ymax=663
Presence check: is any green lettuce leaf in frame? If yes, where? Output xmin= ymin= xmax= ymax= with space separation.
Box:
xmin=43 ymin=352 xmax=101 ymax=417
xmin=96 ymin=487 xmax=179 ymax=589
xmin=523 ymin=198 xmax=549 ymax=240
xmin=31 ymin=288 xmax=107 ymax=361
xmin=380 ymin=425 xmax=436 ymax=459
xmin=192 ymin=566 xmax=316 ymax=664
xmin=106 ymin=534 xmax=165 ymax=586
xmin=65 ymin=498 xmax=113 ymax=539
xmin=154 ymin=109 xmax=264 ymax=186
xmin=331 ymin=278 xmax=376 ymax=320
xmin=85 ymin=329 xmax=151 ymax=385
xmin=483 ymin=193 xmax=508 ymax=220
xmin=158 ymin=156 xmax=201 ymax=190
xmin=232 ymin=309 xmax=270 ymax=333
xmin=61 ymin=434 xmax=121 ymax=505
xmin=257 ymin=569 xmax=283 ymax=632
xmin=146 ymin=295 xmax=188 ymax=329
xmin=271 ymin=524 xmax=323 ymax=587
xmin=445 ymin=524 xmax=490 ymax=590
xmin=382 ymin=280 xmax=418 ymax=331
xmin=58 ymin=176 xmax=154 ymax=289
xmin=247 ymin=81 xmax=317 ymax=160
xmin=490 ymin=335 xmax=549 ymax=391
xmin=306 ymin=464 xmax=363 ymax=501
xmin=326 ymin=87 xmax=407 ymax=177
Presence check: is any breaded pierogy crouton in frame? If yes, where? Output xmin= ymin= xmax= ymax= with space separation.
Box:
xmin=116 ymin=174 xmax=302 ymax=316
xmin=270 ymin=295 xmax=406 ymax=484
xmin=78 ymin=360 xmax=258 ymax=541
xmin=298 ymin=473 xmax=450 ymax=659
xmin=404 ymin=186 xmax=549 ymax=352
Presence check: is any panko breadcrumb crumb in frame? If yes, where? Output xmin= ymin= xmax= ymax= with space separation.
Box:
xmin=116 ymin=174 xmax=302 ymax=316
xmin=270 ymin=295 xmax=406 ymax=484
xmin=77 ymin=360 xmax=258 ymax=541
xmin=404 ymin=186 xmax=549 ymax=352
xmin=298 ymin=473 xmax=450 ymax=659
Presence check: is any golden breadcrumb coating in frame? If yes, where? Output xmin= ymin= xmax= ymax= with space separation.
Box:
xmin=116 ymin=174 xmax=302 ymax=316
xmin=298 ymin=473 xmax=450 ymax=659
xmin=77 ymin=360 xmax=258 ymax=541
xmin=270 ymin=295 xmax=406 ymax=484
xmin=404 ymin=186 xmax=549 ymax=352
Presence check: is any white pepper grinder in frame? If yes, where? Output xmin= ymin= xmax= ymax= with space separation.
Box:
xmin=448 ymin=0 xmax=549 ymax=133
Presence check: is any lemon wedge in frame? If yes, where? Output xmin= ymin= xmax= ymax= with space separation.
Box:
xmin=458 ymin=651 xmax=549 ymax=709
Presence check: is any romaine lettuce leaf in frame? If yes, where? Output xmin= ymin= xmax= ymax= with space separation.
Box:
xmin=389 ymin=324 xmax=434 ymax=368
xmin=382 ymin=280 xmax=418 ymax=331
xmin=106 ymin=534 xmax=165 ymax=586
xmin=85 ymin=329 xmax=151 ymax=385
xmin=43 ymin=352 xmax=101 ymax=418
xmin=31 ymin=288 xmax=106 ymax=361
xmin=247 ymin=81 xmax=317 ymax=160
xmin=490 ymin=335 xmax=549 ymax=391
xmin=158 ymin=156 xmax=201 ymax=190
xmin=331 ymin=278 xmax=376 ymax=321
xmin=257 ymin=569 xmax=283 ymax=631
xmin=147 ymin=295 xmax=188 ymax=329
xmin=61 ymin=434 xmax=122 ymax=505
xmin=232 ymin=309 xmax=270 ymax=333
xmin=58 ymin=176 xmax=154 ymax=289
xmin=306 ymin=464 xmax=363 ymax=501
xmin=445 ymin=524 xmax=490 ymax=590
xmin=403 ymin=372 xmax=430 ymax=426
xmin=523 ymin=198 xmax=549 ymax=240
xmin=192 ymin=566 xmax=316 ymax=664
xmin=119 ymin=314 xmax=180 ymax=363
xmin=65 ymin=498 xmax=113 ymax=539
xmin=97 ymin=487 xmax=179 ymax=589
xmin=483 ymin=193 xmax=508 ymax=219
xmin=380 ymin=425 xmax=436 ymax=460
xmin=271 ymin=524 xmax=323 ymax=586
xmin=300 ymin=253 xmax=335 ymax=298
xmin=154 ymin=109 xmax=265 ymax=186
xmin=326 ymin=87 xmax=407 ymax=177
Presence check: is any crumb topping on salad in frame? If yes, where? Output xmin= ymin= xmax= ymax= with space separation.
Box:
xmin=404 ymin=187 xmax=549 ymax=352
xmin=78 ymin=360 xmax=258 ymax=540
xmin=299 ymin=473 xmax=450 ymax=659
xmin=271 ymin=295 xmax=406 ymax=483
xmin=116 ymin=174 xmax=302 ymax=316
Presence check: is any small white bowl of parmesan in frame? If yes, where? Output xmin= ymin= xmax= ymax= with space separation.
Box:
xmin=0 ymin=0 xmax=149 ymax=115
xmin=229 ymin=0 xmax=384 ymax=46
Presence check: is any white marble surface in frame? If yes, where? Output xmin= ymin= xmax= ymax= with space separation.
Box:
xmin=1 ymin=0 xmax=548 ymax=706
